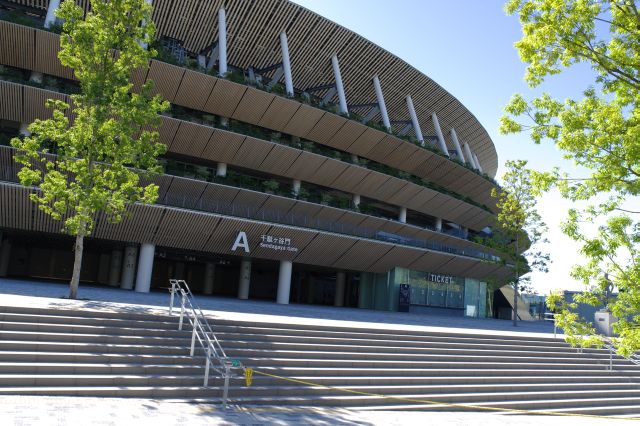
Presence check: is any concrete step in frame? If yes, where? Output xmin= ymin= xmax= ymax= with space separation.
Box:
xmin=0 ymin=321 xmax=192 ymax=338
xmin=0 ymin=312 xmax=181 ymax=330
xmin=0 ymin=351 xmax=204 ymax=365
xmin=0 ymin=305 xmax=174 ymax=323
xmin=0 ymin=340 xmax=192 ymax=356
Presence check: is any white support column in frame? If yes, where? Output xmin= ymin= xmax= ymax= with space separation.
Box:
xmin=431 ymin=112 xmax=449 ymax=157
xmin=435 ymin=217 xmax=443 ymax=232
xmin=406 ymin=95 xmax=424 ymax=144
xmin=135 ymin=243 xmax=155 ymax=293
xmin=0 ymin=237 xmax=10 ymax=277
xmin=279 ymin=32 xmax=294 ymax=97
xmin=334 ymin=271 xmax=346 ymax=307
xmin=331 ymin=55 xmax=348 ymax=115
xmin=120 ymin=245 xmax=138 ymax=290
xmin=204 ymin=262 xmax=216 ymax=295
xmin=449 ymin=128 xmax=465 ymax=163
xmin=216 ymin=162 xmax=227 ymax=177
xmin=398 ymin=207 xmax=407 ymax=224
xmin=44 ymin=0 xmax=61 ymax=29
xmin=352 ymin=193 xmax=361 ymax=209
xmin=276 ymin=260 xmax=293 ymax=304
xmin=108 ymin=250 xmax=122 ymax=287
xmin=292 ymin=179 xmax=301 ymax=197
xmin=218 ymin=8 xmax=227 ymax=76
xmin=238 ymin=259 xmax=251 ymax=299
xmin=463 ymin=143 xmax=478 ymax=170
xmin=19 ymin=123 xmax=30 ymax=137
xmin=372 ymin=75 xmax=391 ymax=131
xmin=473 ymin=153 xmax=484 ymax=173
xmin=29 ymin=72 xmax=43 ymax=84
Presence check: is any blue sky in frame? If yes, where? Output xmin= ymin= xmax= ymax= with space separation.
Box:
xmin=291 ymin=0 xmax=602 ymax=294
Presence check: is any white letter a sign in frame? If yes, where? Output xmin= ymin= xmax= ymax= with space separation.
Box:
xmin=231 ymin=231 xmax=250 ymax=253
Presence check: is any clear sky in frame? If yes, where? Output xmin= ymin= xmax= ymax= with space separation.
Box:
xmin=291 ymin=0 xmax=606 ymax=295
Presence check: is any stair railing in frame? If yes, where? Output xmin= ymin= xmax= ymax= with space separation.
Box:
xmin=603 ymin=340 xmax=640 ymax=371
xmin=168 ymin=278 xmax=242 ymax=406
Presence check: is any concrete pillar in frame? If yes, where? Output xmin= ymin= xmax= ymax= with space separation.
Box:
xmin=216 ymin=162 xmax=227 ymax=177
xmin=352 ymin=193 xmax=361 ymax=209
xmin=203 ymin=262 xmax=215 ymax=295
xmin=218 ymin=8 xmax=227 ymax=76
xmin=463 ymin=143 xmax=477 ymax=169
xmin=238 ymin=259 xmax=251 ymax=299
xmin=462 ymin=227 xmax=469 ymax=239
xmin=276 ymin=260 xmax=293 ymax=304
xmin=292 ymin=179 xmax=301 ymax=197
xmin=350 ymin=154 xmax=359 ymax=164
xmin=406 ymin=95 xmax=424 ymax=144
xmin=435 ymin=217 xmax=443 ymax=232
xmin=473 ymin=153 xmax=484 ymax=173
xmin=449 ymin=128 xmax=465 ymax=162
xmin=44 ymin=0 xmax=61 ymax=29
xmin=0 ymin=237 xmax=10 ymax=277
xmin=279 ymin=32 xmax=294 ymax=96
xmin=372 ymin=75 xmax=391 ymax=131
xmin=108 ymin=250 xmax=122 ymax=287
xmin=19 ymin=123 xmax=30 ymax=137
xmin=431 ymin=112 xmax=449 ymax=157
xmin=120 ymin=245 xmax=138 ymax=290
xmin=135 ymin=243 xmax=155 ymax=293
xmin=331 ymin=55 xmax=348 ymax=115
xmin=398 ymin=207 xmax=407 ymax=223
xmin=334 ymin=271 xmax=346 ymax=307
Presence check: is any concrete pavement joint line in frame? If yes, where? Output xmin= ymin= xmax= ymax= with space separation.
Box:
xmin=248 ymin=369 xmax=640 ymax=421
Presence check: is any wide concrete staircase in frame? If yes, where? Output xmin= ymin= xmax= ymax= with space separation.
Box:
xmin=0 ymin=303 xmax=639 ymax=417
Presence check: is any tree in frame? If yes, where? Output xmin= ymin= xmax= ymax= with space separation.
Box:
xmin=489 ymin=160 xmax=549 ymax=326
xmin=11 ymin=0 xmax=168 ymax=299
xmin=501 ymin=0 xmax=639 ymax=354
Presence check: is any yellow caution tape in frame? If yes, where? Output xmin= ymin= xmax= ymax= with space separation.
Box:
xmin=244 ymin=367 xmax=253 ymax=387
xmin=247 ymin=369 xmax=640 ymax=421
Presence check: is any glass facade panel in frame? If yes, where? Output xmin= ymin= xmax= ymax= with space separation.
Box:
xmin=463 ymin=278 xmax=488 ymax=318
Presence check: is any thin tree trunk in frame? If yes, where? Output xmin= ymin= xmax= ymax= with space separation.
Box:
xmin=69 ymin=232 xmax=84 ymax=299
xmin=513 ymin=236 xmax=519 ymax=327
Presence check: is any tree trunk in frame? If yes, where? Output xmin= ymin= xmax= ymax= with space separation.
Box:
xmin=513 ymin=236 xmax=519 ymax=327
xmin=69 ymin=232 xmax=84 ymax=299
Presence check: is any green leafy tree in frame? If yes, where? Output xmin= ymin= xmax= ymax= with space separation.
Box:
xmin=489 ymin=160 xmax=549 ymax=326
xmin=11 ymin=0 xmax=168 ymax=299
xmin=501 ymin=0 xmax=639 ymax=354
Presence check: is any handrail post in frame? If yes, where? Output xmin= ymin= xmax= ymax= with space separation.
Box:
xmin=190 ymin=317 xmax=198 ymax=356
xmin=204 ymin=347 xmax=211 ymax=387
xmin=169 ymin=280 xmax=176 ymax=315
xmin=178 ymin=293 xmax=186 ymax=331
xmin=610 ymin=345 xmax=613 ymax=371
xmin=222 ymin=362 xmax=230 ymax=409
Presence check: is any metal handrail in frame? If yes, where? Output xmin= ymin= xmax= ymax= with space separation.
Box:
xmin=168 ymin=278 xmax=242 ymax=406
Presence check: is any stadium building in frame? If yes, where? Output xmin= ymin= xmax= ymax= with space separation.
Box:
xmin=0 ymin=0 xmax=512 ymax=317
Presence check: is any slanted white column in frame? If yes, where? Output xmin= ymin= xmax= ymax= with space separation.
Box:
xmin=44 ymin=0 xmax=61 ymax=29
xmin=406 ymin=95 xmax=424 ymax=144
xmin=120 ymin=245 xmax=138 ymax=290
xmin=435 ymin=218 xmax=443 ymax=232
xmin=352 ymin=194 xmax=361 ymax=209
xmin=108 ymin=250 xmax=122 ymax=287
xmin=238 ymin=259 xmax=251 ymax=299
xmin=473 ymin=153 xmax=484 ymax=173
xmin=218 ymin=8 xmax=228 ymax=76
xmin=204 ymin=262 xmax=216 ymax=295
xmin=0 ymin=237 xmax=10 ymax=277
xmin=276 ymin=260 xmax=293 ymax=304
xmin=135 ymin=243 xmax=155 ymax=293
xmin=463 ymin=143 xmax=477 ymax=169
xmin=19 ymin=123 xmax=30 ymax=137
xmin=292 ymin=179 xmax=301 ymax=197
xmin=449 ymin=128 xmax=465 ymax=163
xmin=372 ymin=75 xmax=391 ymax=131
xmin=29 ymin=72 xmax=43 ymax=84
xmin=279 ymin=32 xmax=294 ymax=96
xmin=431 ymin=112 xmax=449 ymax=157
xmin=334 ymin=271 xmax=346 ymax=307
xmin=398 ymin=207 xmax=407 ymax=223
xmin=216 ymin=162 xmax=227 ymax=177
xmin=331 ymin=55 xmax=348 ymax=115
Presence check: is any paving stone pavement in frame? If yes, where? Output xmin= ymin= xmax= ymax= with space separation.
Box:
xmin=0 ymin=396 xmax=632 ymax=426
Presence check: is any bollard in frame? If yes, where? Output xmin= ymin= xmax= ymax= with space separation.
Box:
xmin=222 ymin=362 xmax=231 ymax=408
xmin=169 ymin=281 xmax=176 ymax=315
xmin=190 ymin=317 xmax=198 ymax=356
xmin=204 ymin=347 xmax=211 ymax=387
